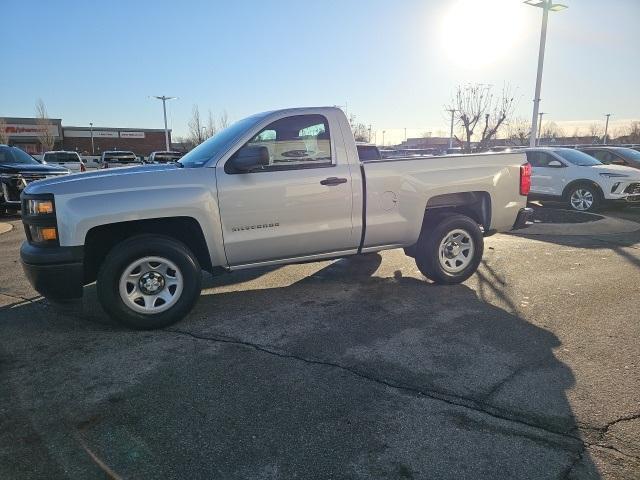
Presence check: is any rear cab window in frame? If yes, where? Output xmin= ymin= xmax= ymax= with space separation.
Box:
xmin=44 ymin=152 xmax=81 ymax=163
xmin=357 ymin=145 xmax=381 ymax=161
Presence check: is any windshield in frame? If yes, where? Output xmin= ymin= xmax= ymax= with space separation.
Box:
xmin=554 ymin=149 xmax=602 ymax=166
xmin=44 ymin=152 xmax=80 ymax=163
xmin=618 ymin=148 xmax=640 ymax=162
xmin=0 ymin=147 xmax=40 ymax=165
xmin=179 ymin=113 xmax=268 ymax=168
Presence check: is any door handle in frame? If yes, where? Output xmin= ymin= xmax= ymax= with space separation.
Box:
xmin=320 ymin=177 xmax=347 ymax=186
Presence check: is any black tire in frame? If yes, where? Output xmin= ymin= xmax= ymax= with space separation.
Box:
xmin=414 ymin=214 xmax=484 ymax=284
xmin=97 ymin=234 xmax=202 ymax=330
xmin=565 ymin=184 xmax=601 ymax=212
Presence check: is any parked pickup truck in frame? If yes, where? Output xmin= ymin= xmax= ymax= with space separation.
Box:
xmin=20 ymin=107 xmax=532 ymax=329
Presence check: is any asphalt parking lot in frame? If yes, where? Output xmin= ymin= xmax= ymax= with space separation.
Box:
xmin=1 ymin=206 xmax=639 ymax=480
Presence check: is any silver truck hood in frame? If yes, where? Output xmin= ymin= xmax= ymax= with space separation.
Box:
xmin=24 ymin=163 xmax=188 ymax=196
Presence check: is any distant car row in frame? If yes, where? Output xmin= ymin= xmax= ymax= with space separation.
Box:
xmin=1 ymin=146 xmax=184 ymax=213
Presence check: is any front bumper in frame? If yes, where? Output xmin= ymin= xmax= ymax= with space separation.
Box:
xmin=512 ymin=207 xmax=534 ymax=230
xmin=20 ymin=242 xmax=85 ymax=299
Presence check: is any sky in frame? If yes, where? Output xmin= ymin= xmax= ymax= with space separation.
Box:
xmin=2 ymin=0 xmax=639 ymax=145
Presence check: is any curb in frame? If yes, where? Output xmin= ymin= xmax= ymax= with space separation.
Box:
xmin=0 ymin=222 xmax=14 ymax=235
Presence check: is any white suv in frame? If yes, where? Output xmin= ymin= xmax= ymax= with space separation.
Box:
xmin=42 ymin=151 xmax=86 ymax=173
xmin=525 ymin=148 xmax=640 ymax=211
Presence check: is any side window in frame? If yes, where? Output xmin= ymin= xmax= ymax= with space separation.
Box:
xmin=609 ymin=153 xmax=626 ymax=165
xmin=587 ymin=150 xmax=608 ymax=163
xmin=240 ymin=114 xmax=332 ymax=171
xmin=526 ymin=151 xmax=542 ymax=167
xmin=538 ymin=152 xmax=563 ymax=167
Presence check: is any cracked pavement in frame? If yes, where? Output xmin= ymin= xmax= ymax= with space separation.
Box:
xmin=1 ymin=208 xmax=639 ymax=479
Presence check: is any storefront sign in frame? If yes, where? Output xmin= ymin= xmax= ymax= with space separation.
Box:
xmin=119 ymin=131 xmax=145 ymax=139
xmin=64 ymin=130 xmax=118 ymax=138
xmin=3 ymin=123 xmax=59 ymax=138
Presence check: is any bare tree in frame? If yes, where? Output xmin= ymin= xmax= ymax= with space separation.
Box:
xmin=218 ymin=110 xmax=229 ymax=130
xmin=188 ymin=105 xmax=205 ymax=146
xmin=506 ymin=118 xmax=531 ymax=146
xmin=0 ymin=118 xmax=8 ymax=144
xmin=588 ymin=123 xmax=603 ymax=143
xmin=624 ymin=121 xmax=640 ymax=143
xmin=446 ymin=83 xmax=516 ymax=152
xmin=348 ymin=113 xmax=370 ymax=142
xmin=35 ymin=99 xmax=56 ymax=152
xmin=204 ymin=110 xmax=217 ymax=139
xmin=540 ymin=121 xmax=565 ymax=141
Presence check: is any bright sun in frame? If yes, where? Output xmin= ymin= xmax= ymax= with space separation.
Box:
xmin=439 ymin=0 xmax=530 ymax=68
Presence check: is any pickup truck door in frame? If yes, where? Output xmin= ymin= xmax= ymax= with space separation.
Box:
xmin=216 ymin=113 xmax=356 ymax=266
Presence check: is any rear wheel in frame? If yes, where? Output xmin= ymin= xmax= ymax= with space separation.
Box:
xmin=566 ymin=184 xmax=600 ymax=212
xmin=414 ymin=214 xmax=484 ymax=284
xmin=97 ymin=235 xmax=202 ymax=329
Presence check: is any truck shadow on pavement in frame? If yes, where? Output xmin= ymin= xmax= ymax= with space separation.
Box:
xmin=2 ymin=253 xmax=604 ymax=479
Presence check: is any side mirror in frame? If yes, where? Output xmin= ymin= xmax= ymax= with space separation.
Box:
xmin=548 ymin=160 xmax=563 ymax=167
xmin=230 ymin=146 xmax=269 ymax=172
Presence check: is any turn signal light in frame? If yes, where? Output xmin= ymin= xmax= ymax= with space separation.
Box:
xmin=29 ymin=225 xmax=58 ymax=243
xmin=520 ymin=163 xmax=532 ymax=196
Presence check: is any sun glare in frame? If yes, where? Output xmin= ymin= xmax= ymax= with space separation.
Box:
xmin=439 ymin=0 xmax=530 ymax=68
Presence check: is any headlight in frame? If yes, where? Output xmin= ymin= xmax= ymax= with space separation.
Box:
xmin=25 ymin=199 xmax=54 ymax=215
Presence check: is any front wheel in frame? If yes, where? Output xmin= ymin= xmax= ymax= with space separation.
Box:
xmin=567 ymin=185 xmax=600 ymax=212
xmin=414 ymin=215 xmax=484 ymax=284
xmin=97 ymin=235 xmax=202 ymax=329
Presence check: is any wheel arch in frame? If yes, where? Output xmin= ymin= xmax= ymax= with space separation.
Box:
xmin=84 ymin=217 xmax=213 ymax=284
xmin=423 ymin=191 xmax=491 ymax=231
xmin=562 ymin=179 xmax=604 ymax=200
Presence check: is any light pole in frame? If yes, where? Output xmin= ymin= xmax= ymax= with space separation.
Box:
xmin=537 ymin=112 xmax=546 ymax=146
xmin=368 ymin=125 xmax=372 ymax=143
xmin=446 ymin=109 xmax=456 ymax=150
xmin=382 ymin=130 xmax=386 ymax=147
xmin=151 ymin=95 xmax=176 ymax=151
xmin=201 ymin=126 xmax=207 ymax=143
xmin=89 ymin=122 xmax=94 ymax=155
xmin=525 ymin=0 xmax=567 ymax=147
xmin=603 ymin=113 xmax=611 ymax=144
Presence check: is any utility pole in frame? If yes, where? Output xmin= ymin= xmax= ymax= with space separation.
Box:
xmin=151 ymin=95 xmax=176 ymax=151
xmin=368 ymin=125 xmax=372 ymax=143
xmin=526 ymin=0 xmax=568 ymax=147
xmin=446 ymin=109 xmax=456 ymax=150
xmin=89 ymin=122 xmax=94 ymax=155
xmin=603 ymin=113 xmax=611 ymax=144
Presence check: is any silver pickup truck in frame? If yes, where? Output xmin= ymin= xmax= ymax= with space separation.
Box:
xmin=20 ymin=107 xmax=532 ymax=329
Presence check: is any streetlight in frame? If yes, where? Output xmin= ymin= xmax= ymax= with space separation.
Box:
xmin=446 ymin=109 xmax=456 ymax=150
xmin=603 ymin=113 xmax=612 ymax=144
xmin=151 ymin=95 xmax=176 ymax=151
xmin=537 ymin=112 xmax=546 ymax=146
xmin=382 ymin=130 xmax=386 ymax=146
xmin=201 ymin=126 xmax=207 ymax=143
xmin=525 ymin=0 xmax=568 ymax=147
xmin=89 ymin=122 xmax=94 ymax=155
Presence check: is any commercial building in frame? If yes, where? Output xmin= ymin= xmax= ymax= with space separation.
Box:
xmin=61 ymin=126 xmax=171 ymax=156
xmin=1 ymin=117 xmax=171 ymax=156
xmin=0 ymin=117 xmax=63 ymax=154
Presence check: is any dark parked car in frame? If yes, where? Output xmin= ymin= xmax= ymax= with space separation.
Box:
xmin=147 ymin=151 xmax=184 ymax=164
xmin=100 ymin=150 xmax=142 ymax=169
xmin=578 ymin=146 xmax=640 ymax=170
xmin=0 ymin=145 xmax=69 ymax=213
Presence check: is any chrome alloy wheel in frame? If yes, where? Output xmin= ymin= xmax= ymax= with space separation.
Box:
xmin=570 ymin=189 xmax=594 ymax=211
xmin=438 ymin=229 xmax=475 ymax=274
xmin=118 ymin=256 xmax=183 ymax=314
